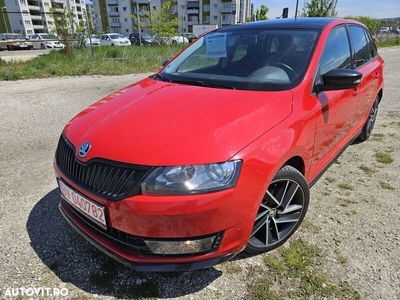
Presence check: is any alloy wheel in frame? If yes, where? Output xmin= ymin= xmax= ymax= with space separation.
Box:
xmin=249 ymin=179 xmax=305 ymax=248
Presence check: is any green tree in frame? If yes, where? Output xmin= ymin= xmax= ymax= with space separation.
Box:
xmin=302 ymin=0 xmax=337 ymax=17
xmin=345 ymin=16 xmax=383 ymax=35
xmin=51 ymin=8 xmax=76 ymax=57
xmin=255 ymin=4 xmax=269 ymax=21
xmin=147 ymin=0 xmax=179 ymax=37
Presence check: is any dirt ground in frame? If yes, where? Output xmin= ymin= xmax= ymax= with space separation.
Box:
xmin=0 ymin=47 xmax=399 ymax=299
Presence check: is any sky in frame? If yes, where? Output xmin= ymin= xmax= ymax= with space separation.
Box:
xmin=252 ymin=0 xmax=400 ymax=19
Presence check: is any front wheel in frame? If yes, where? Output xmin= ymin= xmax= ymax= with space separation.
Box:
xmin=357 ymin=95 xmax=380 ymax=142
xmin=246 ymin=166 xmax=309 ymax=254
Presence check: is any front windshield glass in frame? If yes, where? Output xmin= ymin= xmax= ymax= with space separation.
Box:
xmin=161 ymin=28 xmax=319 ymax=91
xmin=40 ymin=34 xmax=54 ymax=39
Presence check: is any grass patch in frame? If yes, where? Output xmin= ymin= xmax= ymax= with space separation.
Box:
xmin=324 ymin=176 xmax=336 ymax=183
xmin=375 ymin=151 xmax=394 ymax=164
xmin=376 ymin=37 xmax=400 ymax=48
xmin=0 ymin=45 xmax=183 ymax=80
xmin=246 ymin=239 xmax=359 ymax=299
xmin=221 ymin=261 xmax=242 ymax=274
xmin=379 ymin=181 xmax=395 ymax=190
xmin=358 ymin=164 xmax=377 ymax=174
xmin=337 ymin=183 xmax=354 ymax=191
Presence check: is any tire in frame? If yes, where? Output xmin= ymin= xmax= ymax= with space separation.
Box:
xmin=357 ymin=95 xmax=380 ymax=142
xmin=245 ymin=165 xmax=309 ymax=255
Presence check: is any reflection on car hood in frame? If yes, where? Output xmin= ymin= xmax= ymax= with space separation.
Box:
xmin=64 ymin=78 xmax=293 ymax=166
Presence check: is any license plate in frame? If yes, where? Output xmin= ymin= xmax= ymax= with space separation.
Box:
xmin=58 ymin=179 xmax=107 ymax=228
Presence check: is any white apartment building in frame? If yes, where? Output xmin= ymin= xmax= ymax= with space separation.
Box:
xmin=93 ymin=0 xmax=251 ymax=36
xmin=4 ymin=0 xmax=86 ymax=36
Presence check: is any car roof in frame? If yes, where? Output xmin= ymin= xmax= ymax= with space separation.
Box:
xmin=224 ymin=18 xmax=343 ymax=31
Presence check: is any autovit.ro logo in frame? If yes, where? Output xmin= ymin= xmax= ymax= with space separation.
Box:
xmin=2 ymin=287 xmax=69 ymax=298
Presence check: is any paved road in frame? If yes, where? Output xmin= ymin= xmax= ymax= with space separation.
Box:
xmin=0 ymin=48 xmax=399 ymax=299
xmin=0 ymin=49 xmax=52 ymax=62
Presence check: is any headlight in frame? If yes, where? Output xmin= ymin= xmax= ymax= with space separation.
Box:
xmin=141 ymin=160 xmax=241 ymax=195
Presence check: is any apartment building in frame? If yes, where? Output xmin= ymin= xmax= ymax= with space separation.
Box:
xmin=93 ymin=0 xmax=251 ymax=36
xmin=176 ymin=0 xmax=252 ymax=33
xmin=4 ymin=0 xmax=86 ymax=36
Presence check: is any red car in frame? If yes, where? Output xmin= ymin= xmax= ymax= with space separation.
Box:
xmin=55 ymin=18 xmax=383 ymax=271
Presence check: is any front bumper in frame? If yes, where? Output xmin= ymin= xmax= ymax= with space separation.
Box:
xmin=54 ymin=156 xmax=265 ymax=270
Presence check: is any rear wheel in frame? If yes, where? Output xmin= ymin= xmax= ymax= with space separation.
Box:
xmin=246 ymin=166 xmax=309 ymax=254
xmin=357 ymin=95 xmax=380 ymax=142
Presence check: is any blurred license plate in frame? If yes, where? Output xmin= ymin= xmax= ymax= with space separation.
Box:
xmin=58 ymin=179 xmax=106 ymax=227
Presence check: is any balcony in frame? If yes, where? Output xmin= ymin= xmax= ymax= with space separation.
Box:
xmin=107 ymin=0 xmax=118 ymax=5
xmin=52 ymin=0 xmax=65 ymax=3
xmin=220 ymin=7 xmax=233 ymax=13
xmin=110 ymin=23 xmax=121 ymax=28
xmin=187 ymin=8 xmax=199 ymax=13
xmin=187 ymin=19 xmax=199 ymax=25
xmin=28 ymin=5 xmax=40 ymax=11
xmin=32 ymin=24 xmax=45 ymax=29
xmin=109 ymin=11 xmax=120 ymax=16
xmin=54 ymin=7 xmax=64 ymax=13
xmin=30 ymin=15 xmax=42 ymax=20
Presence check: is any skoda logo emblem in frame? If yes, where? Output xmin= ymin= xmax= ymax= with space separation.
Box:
xmin=78 ymin=142 xmax=91 ymax=157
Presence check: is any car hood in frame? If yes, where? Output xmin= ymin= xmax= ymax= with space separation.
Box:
xmin=64 ymin=78 xmax=293 ymax=166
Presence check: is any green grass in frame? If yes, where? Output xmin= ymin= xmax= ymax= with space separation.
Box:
xmin=376 ymin=37 xmax=400 ymax=48
xmin=358 ymin=164 xmax=377 ymax=174
xmin=246 ymin=239 xmax=360 ymax=299
xmin=379 ymin=181 xmax=395 ymax=191
xmin=375 ymin=151 xmax=394 ymax=164
xmin=337 ymin=183 xmax=354 ymax=191
xmin=0 ymin=45 xmax=182 ymax=81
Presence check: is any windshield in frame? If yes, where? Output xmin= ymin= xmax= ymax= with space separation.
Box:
xmin=109 ymin=34 xmax=123 ymax=39
xmin=161 ymin=28 xmax=319 ymax=91
xmin=40 ymin=34 xmax=54 ymax=39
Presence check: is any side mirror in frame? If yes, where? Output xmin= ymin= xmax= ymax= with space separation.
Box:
xmin=315 ymin=69 xmax=362 ymax=93
xmin=161 ymin=59 xmax=170 ymax=67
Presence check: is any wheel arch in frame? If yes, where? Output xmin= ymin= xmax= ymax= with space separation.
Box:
xmin=283 ymin=156 xmax=305 ymax=175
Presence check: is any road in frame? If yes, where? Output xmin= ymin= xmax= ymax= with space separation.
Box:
xmin=0 ymin=48 xmax=399 ymax=299
xmin=0 ymin=49 xmax=52 ymax=62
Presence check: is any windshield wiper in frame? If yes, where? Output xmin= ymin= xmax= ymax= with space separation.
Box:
xmin=151 ymin=73 xmax=171 ymax=82
xmin=171 ymin=79 xmax=236 ymax=90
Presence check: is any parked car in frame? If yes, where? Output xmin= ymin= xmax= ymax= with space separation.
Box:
xmin=55 ymin=18 xmax=383 ymax=271
xmin=29 ymin=34 xmax=58 ymax=49
xmin=100 ymin=33 xmax=131 ymax=46
xmin=129 ymin=32 xmax=158 ymax=45
xmin=44 ymin=40 xmax=65 ymax=49
xmin=84 ymin=35 xmax=101 ymax=47
xmin=0 ymin=33 xmax=33 ymax=51
xmin=159 ymin=35 xmax=189 ymax=45
xmin=379 ymin=27 xmax=390 ymax=34
xmin=184 ymin=33 xmax=198 ymax=43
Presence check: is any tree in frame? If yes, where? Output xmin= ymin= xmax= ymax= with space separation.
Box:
xmin=345 ymin=16 xmax=383 ymax=35
xmin=302 ymin=0 xmax=337 ymax=17
xmin=255 ymin=5 xmax=269 ymax=21
xmin=51 ymin=8 xmax=76 ymax=57
xmin=146 ymin=0 xmax=179 ymax=37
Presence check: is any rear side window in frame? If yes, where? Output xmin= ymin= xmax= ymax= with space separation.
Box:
xmin=348 ymin=25 xmax=371 ymax=68
xmin=365 ymin=29 xmax=378 ymax=58
xmin=319 ymin=26 xmax=352 ymax=75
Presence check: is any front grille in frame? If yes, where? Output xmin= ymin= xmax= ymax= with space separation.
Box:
xmin=62 ymin=200 xmax=153 ymax=255
xmin=56 ymin=135 xmax=152 ymax=201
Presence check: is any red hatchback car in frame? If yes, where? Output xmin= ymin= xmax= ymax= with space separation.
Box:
xmin=55 ymin=18 xmax=383 ymax=271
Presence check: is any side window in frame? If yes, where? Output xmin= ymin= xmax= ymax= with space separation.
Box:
xmin=365 ymin=29 xmax=378 ymax=58
xmin=319 ymin=26 xmax=352 ymax=76
xmin=348 ymin=25 xmax=371 ymax=68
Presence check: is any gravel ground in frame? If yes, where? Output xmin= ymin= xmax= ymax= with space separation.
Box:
xmin=0 ymin=48 xmax=399 ymax=299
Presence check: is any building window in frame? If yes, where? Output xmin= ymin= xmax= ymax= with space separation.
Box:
xmin=214 ymin=4 xmax=218 ymax=8
xmin=27 ymin=30 xmax=33 ymax=34
xmin=123 ymin=7 xmax=126 ymax=11
xmin=124 ymin=18 xmax=127 ymax=22
xmin=214 ymin=15 xmax=218 ymax=20
xmin=24 ymin=20 xmax=31 ymax=25
xmin=126 ymin=29 xmax=128 ymax=32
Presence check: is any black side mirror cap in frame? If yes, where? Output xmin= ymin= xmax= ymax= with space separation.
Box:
xmin=161 ymin=59 xmax=170 ymax=67
xmin=315 ymin=68 xmax=362 ymax=93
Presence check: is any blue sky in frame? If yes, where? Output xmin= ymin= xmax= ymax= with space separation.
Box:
xmin=253 ymin=0 xmax=400 ymax=19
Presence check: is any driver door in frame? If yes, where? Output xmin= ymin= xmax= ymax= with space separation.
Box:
xmin=310 ymin=25 xmax=356 ymax=178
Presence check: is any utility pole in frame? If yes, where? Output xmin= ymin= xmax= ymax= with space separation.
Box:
xmin=295 ymin=0 xmax=299 ymax=20
xmin=135 ymin=0 xmax=142 ymax=46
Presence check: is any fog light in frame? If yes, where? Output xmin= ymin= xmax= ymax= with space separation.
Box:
xmin=144 ymin=235 xmax=218 ymax=255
